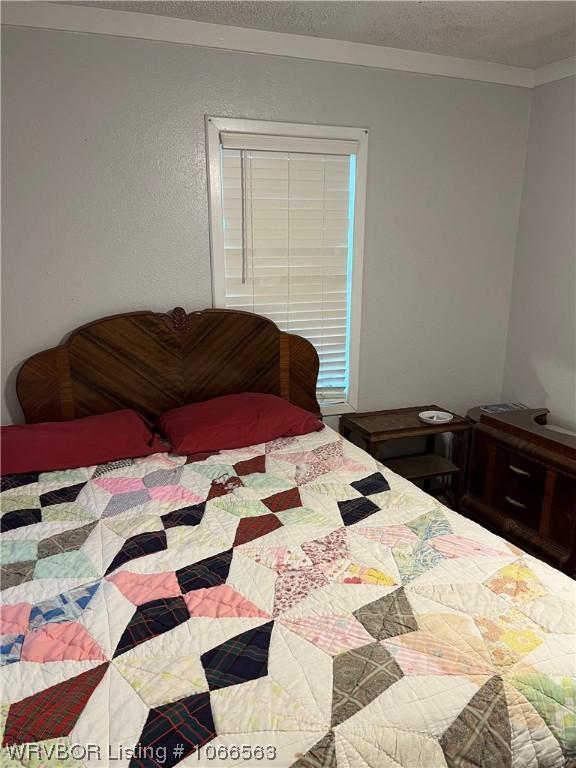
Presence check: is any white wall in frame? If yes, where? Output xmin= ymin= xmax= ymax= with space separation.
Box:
xmin=502 ymin=76 xmax=576 ymax=431
xmin=1 ymin=26 xmax=530 ymax=423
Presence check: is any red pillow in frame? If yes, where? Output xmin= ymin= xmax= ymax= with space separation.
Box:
xmin=1 ymin=410 xmax=167 ymax=475
xmin=156 ymin=393 xmax=323 ymax=454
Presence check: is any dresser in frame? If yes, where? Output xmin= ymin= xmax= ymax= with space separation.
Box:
xmin=461 ymin=408 xmax=576 ymax=575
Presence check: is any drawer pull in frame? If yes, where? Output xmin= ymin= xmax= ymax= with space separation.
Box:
xmin=505 ymin=495 xmax=526 ymax=510
xmin=509 ymin=464 xmax=530 ymax=477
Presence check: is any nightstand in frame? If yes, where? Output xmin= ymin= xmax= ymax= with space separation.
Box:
xmin=340 ymin=405 xmax=472 ymax=507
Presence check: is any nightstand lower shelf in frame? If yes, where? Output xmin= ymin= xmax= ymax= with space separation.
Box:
xmin=385 ymin=453 xmax=459 ymax=481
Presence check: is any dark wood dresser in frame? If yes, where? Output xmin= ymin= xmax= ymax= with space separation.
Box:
xmin=461 ymin=408 xmax=576 ymax=575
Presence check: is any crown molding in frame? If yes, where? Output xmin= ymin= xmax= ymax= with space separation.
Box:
xmin=532 ymin=57 xmax=576 ymax=87
xmin=2 ymin=1 xmax=571 ymax=88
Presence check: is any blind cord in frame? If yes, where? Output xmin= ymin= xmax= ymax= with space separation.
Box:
xmin=240 ymin=149 xmax=247 ymax=285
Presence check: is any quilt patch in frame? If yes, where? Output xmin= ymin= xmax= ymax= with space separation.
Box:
xmin=1 ymin=522 xmax=98 ymax=588
xmin=134 ymin=691 xmax=216 ymax=768
xmin=201 ymin=621 xmax=274 ymax=691
xmin=2 ymin=663 xmax=109 ymax=746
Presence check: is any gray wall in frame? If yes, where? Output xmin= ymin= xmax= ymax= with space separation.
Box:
xmin=1 ymin=26 xmax=530 ymax=424
xmin=502 ymin=76 xmax=576 ymax=431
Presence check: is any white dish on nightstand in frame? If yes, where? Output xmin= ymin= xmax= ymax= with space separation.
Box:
xmin=418 ymin=410 xmax=454 ymax=425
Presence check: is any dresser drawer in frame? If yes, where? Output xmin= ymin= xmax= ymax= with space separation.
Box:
xmin=492 ymin=446 xmax=545 ymax=531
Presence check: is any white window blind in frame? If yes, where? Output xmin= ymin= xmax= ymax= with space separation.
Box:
xmin=219 ymin=140 xmax=357 ymax=404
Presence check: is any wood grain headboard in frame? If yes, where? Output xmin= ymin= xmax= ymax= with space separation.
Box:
xmin=16 ymin=308 xmax=320 ymax=423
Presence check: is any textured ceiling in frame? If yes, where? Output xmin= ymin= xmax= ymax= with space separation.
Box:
xmin=63 ymin=1 xmax=576 ymax=68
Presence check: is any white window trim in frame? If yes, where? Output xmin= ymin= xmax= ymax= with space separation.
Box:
xmin=205 ymin=116 xmax=368 ymax=414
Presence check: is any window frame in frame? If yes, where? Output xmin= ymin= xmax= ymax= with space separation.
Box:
xmin=205 ymin=116 xmax=368 ymax=415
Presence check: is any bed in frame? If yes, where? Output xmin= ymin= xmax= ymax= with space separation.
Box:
xmin=1 ymin=308 xmax=575 ymax=768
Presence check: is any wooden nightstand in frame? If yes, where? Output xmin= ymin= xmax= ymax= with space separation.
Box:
xmin=340 ymin=405 xmax=472 ymax=507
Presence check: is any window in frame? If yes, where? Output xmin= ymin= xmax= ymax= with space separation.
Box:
xmin=206 ymin=118 xmax=367 ymax=413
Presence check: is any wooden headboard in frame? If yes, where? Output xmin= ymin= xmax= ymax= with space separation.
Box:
xmin=16 ymin=308 xmax=320 ymax=423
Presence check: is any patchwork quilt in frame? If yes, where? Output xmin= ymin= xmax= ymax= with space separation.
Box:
xmin=1 ymin=425 xmax=575 ymax=767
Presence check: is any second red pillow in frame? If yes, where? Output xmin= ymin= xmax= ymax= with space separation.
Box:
xmin=156 ymin=393 xmax=323 ymax=454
